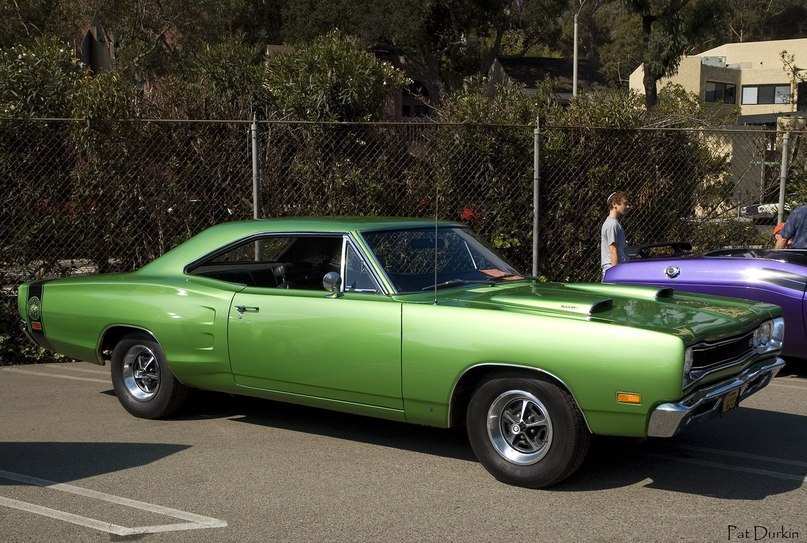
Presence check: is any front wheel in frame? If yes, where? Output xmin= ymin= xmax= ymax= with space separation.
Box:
xmin=111 ymin=334 xmax=190 ymax=419
xmin=466 ymin=376 xmax=590 ymax=488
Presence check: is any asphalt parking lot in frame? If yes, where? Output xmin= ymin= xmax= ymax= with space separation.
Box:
xmin=1 ymin=361 xmax=805 ymax=543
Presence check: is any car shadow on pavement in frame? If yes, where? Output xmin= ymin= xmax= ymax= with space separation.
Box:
xmin=176 ymin=392 xmax=804 ymax=497
xmin=778 ymin=361 xmax=807 ymax=378
xmin=0 ymin=442 xmax=190 ymax=484
xmin=558 ymin=406 xmax=806 ymax=498
xmin=183 ymin=390 xmax=477 ymax=461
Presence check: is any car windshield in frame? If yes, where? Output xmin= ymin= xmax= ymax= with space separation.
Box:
xmin=362 ymin=226 xmax=521 ymax=292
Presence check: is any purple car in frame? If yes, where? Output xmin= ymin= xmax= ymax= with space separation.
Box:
xmin=605 ymin=244 xmax=807 ymax=360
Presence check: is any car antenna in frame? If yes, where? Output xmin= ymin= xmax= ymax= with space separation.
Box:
xmin=433 ymin=185 xmax=439 ymax=306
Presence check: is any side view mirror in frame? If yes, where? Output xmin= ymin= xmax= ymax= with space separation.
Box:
xmin=322 ymin=271 xmax=342 ymax=297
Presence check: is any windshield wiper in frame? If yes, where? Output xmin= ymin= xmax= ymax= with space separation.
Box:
xmin=421 ymin=278 xmax=497 ymax=291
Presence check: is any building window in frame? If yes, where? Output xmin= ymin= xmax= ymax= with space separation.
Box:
xmin=705 ymin=81 xmax=736 ymax=104
xmin=741 ymin=84 xmax=791 ymax=105
xmin=401 ymin=82 xmax=432 ymax=119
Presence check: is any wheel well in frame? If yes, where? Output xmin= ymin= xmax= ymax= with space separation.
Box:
xmin=449 ymin=365 xmax=573 ymax=428
xmin=97 ymin=326 xmax=158 ymax=364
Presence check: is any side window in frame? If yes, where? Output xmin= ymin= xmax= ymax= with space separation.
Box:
xmin=344 ymin=243 xmax=380 ymax=293
xmin=206 ymin=237 xmax=295 ymax=264
xmin=189 ymin=235 xmax=344 ymax=291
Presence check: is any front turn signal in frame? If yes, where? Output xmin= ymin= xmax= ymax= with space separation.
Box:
xmin=617 ymin=392 xmax=641 ymax=404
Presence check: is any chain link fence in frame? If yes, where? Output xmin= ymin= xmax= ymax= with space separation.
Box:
xmin=2 ymin=119 xmax=806 ymax=305
xmin=538 ymin=125 xmax=807 ymax=279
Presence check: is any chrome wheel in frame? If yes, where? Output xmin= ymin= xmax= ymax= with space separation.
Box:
xmin=487 ymin=390 xmax=553 ymax=465
xmin=121 ymin=345 xmax=161 ymax=401
xmin=468 ymin=377 xmax=588 ymax=487
xmin=111 ymin=334 xmax=190 ymax=419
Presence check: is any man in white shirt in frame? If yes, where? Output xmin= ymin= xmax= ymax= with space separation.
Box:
xmin=601 ymin=191 xmax=630 ymax=279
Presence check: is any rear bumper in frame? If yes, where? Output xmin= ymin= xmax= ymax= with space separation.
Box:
xmin=647 ymin=357 xmax=785 ymax=438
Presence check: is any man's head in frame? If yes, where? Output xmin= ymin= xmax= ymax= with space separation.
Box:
xmin=607 ymin=191 xmax=630 ymax=216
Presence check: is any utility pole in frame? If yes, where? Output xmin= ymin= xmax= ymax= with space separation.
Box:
xmin=573 ymin=12 xmax=578 ymax=97
xmin=572 ymin=1 xmax=585 ymax=98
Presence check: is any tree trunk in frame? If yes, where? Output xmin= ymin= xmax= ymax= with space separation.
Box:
xmin=480 ymin=24 xmax=505 ymax=76
xmin=641 ymin=12 xmax=658 ymax=109
xmin=643 ymin=67 xmax=659 ymax=108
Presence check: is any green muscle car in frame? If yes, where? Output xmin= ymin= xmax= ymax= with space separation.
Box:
xmin=17 ymin=218 xmax=786 ymax=488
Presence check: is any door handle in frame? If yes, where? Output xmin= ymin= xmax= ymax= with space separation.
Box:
xmin=235 ymin=305 xmax=260 ymax=313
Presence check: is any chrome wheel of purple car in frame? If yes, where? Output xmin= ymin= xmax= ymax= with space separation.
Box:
xmin=487 ymin=390 xmax=554 ymax=465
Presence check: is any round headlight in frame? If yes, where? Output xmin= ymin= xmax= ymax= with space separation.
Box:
xmin=754 ymin=321 xmax=773 ymax=351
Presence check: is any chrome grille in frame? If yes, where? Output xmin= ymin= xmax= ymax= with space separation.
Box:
xmin=691 ymin=331 xmax=755 ymax=370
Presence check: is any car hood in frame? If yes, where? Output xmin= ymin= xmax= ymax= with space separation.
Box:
xmin=424 ymin=281 xmax=780 ymax=344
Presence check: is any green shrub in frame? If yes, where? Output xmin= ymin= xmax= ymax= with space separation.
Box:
xmin=264 ymin=30 xmax=409 ymax=121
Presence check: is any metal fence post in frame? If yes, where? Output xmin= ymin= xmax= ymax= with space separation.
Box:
xmin=251 ymin=114 xmax=261 ymax=219
xmin=251 ymin=115 xmax=263 ymax=260
xmin=533 ymin=116 xmax=540 ymax=277
xmin=777 ymin=131 xmax=790 ymax=224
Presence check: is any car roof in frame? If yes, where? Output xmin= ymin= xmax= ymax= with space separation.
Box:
xmin=204 ymin=217 xmax=458 ymax=234
xmin=139 ymin=217 xmax=462 ymax=275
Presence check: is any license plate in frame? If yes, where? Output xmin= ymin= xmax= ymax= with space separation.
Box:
xmin=722 ymin=389 xmax=740 ymax=414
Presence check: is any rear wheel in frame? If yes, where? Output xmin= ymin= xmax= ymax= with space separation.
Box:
xmin=111 ymin=334 xmax=189 ymax=419
xmin=466 ymin=376 xmax=590 ymax=488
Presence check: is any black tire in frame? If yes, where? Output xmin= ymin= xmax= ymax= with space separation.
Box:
xmin=466 ymin=376 xmax=590 ymax=488
xmin=110 ymin=334 xmax=190 ymax=419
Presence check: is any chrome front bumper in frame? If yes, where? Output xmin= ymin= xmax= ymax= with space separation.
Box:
xmin=647 ymin=357 xmax=786 ymax=438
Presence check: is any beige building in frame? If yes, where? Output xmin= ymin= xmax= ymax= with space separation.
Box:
xmin=630 ymin=38 xmax=807 ymax=124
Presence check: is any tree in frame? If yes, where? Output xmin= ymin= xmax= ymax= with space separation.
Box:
xmin=277 ymin=1 xmax=572 ymax=102
xmin=624 ymin=0 xmax=725 ymax=108
xmin=0 ymin=36 xmax=84 ymax=117
xmin=278 ymin=0 xmax=443 ymax=100
xmin=597 ymin=4 xmax=643 ymax=85
xmin=0 ymin=0 xmax=248 ymax=82
xmin=168 ymin=36 xmax=269 ymax=119
xmin=475 ymin=0 xmax=570 ymax=77
xmin=726 ymin=0 xmax=807 ymax=43
xmin=263 ymin=30 xmax=408 ymax=122
xmin=0 ymin=0 xmax=77 ymax=47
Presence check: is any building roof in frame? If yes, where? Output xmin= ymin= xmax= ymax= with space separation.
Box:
xmin=492 ymin=56 xmax=607 ymax=93
xmin=700 ymin=38 xmax=807 ymax=63
xmin=737 ymin=113 xmax=782 ymax=125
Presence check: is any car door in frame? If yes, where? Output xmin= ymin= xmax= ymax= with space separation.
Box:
xmin=227 ymin=234 xmax=403 ymax=410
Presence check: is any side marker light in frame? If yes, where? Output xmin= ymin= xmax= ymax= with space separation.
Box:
xmin=617 ymin=392 xmax=641 ymax=404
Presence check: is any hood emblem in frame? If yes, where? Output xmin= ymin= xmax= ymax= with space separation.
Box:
xmin=664 ymin=265 xmax=680 ymax=279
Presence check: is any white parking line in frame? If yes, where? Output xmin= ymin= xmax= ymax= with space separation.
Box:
xmin=1 ymin=368 xmax=109 ymax=384
xmin=648 ymin=454 xmax=807 ymax=483
xmin=672 ymin=444 xmax=807 ymax=469
xmin=769 ymin=381 xmax=807 ymax=390
xmin=49 ymin=365 xmax=109 ymax=375
xmin=0 ymin=469 xmax=227 ymax=535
